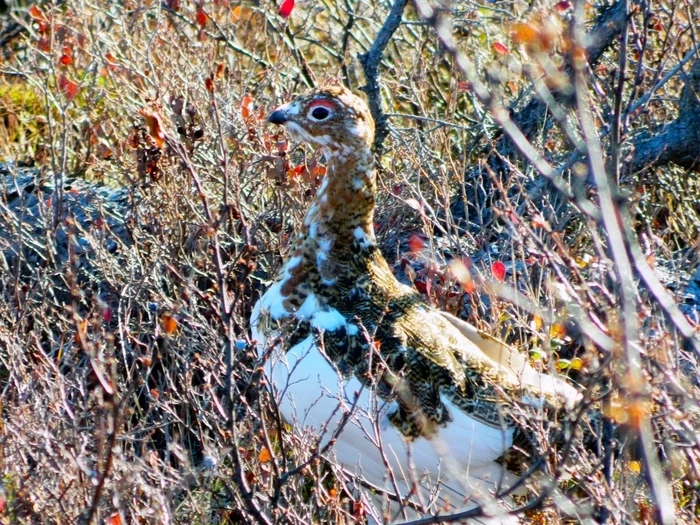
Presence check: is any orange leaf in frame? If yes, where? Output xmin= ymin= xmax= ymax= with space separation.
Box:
xmin=74 ymin=319 xmax=88 ymax=346
xmin=258 ymin=447 xmax=271 ymax=463
xmin=106 ymin=513 xmax=122 ymax=525
xmin=161 ymin=314 xmax=178 ymax=334
xmin=105 ymin=52 xmax=117 ymax=71
xmin=139 ymin=108 xmax=166 ymax=148
xmin=493 ymin=42 xmax=509 ymax=55
xmin=550 ymin=322 xmax=566 ymax=339
xmin=511 ymin=23 xmax=540 ymax=45
xmin=532 ymin=314 xmax=543 ymax=330
xmin=240 ymin=95 xmax=254 ymax=119
xmin=231 ymin=4 xmax=243 ymax=22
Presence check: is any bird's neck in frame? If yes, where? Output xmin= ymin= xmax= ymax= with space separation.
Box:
xmin=300 ymin=145 xmax=377 ymax=254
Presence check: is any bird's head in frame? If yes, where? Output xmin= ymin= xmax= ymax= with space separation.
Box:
xmin=267 ymin=85 xmax=375 ymax=156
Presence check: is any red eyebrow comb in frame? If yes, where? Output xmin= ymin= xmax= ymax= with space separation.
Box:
xmin=308 ymin=99 xmax=335 ymax=110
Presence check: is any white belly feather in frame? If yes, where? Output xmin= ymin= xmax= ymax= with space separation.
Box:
xmin=252 ymin=295 xmax=523 ymax=523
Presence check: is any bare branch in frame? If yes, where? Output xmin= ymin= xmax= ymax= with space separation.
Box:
xmin=359 ymin=0 xmax=409 ymax=152
xmin=629 ymin=56 xmax=700 ymax=172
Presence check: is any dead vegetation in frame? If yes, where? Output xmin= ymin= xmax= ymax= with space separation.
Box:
xmin=0 ymin=0 xmax=699 ymax=523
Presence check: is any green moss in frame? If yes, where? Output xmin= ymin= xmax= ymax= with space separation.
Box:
xmin=0 ymin=81 xmax=43 ymax=111
xmin=0 ymin=79 xmax=46 ymax=161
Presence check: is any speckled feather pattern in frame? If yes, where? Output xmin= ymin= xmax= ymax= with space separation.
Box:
xmin=253 ymin=86 xmax=579 ymax=448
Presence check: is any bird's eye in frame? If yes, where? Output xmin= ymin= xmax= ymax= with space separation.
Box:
xmin=309 ymin=106 xmax=331 ymax=121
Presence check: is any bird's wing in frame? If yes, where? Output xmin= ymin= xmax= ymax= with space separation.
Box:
xmin=439 ymin=311 xmax=582 ymax=408
xmin=366 ymin=299 xmax=581 ymax=438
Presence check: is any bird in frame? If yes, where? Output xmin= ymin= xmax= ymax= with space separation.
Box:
xmin=251 ymin=85 xmax=582 ymax=523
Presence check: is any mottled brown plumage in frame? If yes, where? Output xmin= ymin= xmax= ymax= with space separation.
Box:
xmin=253 ymin=86 xmax=580 ymax=453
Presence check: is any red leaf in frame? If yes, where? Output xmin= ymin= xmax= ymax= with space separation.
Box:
xmin=58 ymin=75 xmax=78 ymax=100
xmin=37 ymin=38 xmax=51 ymax=52
xmin=493 ymin=42 xmax=509 ymax=55
xmin=205 ymin=76 xmax=214 ymax=93
xmin=59 ymin=54 xmax=73 ymax=65
xmin=279 ymin=0 xmax=294 ymax=18
xmin=196 ymin=8 xmax=207 ymax=27
xmin=491 ymin=261 xmax=506 ymax=281
xmin=29 ymin=5 xmax=45 ymax=19
xmin=554 ymin=1 xmax=572 ymax=12
xmin=408 ymin=234 xmax=425 ymax=253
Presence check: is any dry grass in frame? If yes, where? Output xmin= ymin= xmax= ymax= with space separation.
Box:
xmin=0 ymin=0 xmax=699 ymax=523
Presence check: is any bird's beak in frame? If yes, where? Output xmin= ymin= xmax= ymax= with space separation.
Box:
xmin=267 ymin=108 xmax=288 ymax=125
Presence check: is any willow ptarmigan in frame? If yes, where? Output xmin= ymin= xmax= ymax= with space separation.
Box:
xmin=251 ymin=85 xmax=581 ymax=521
